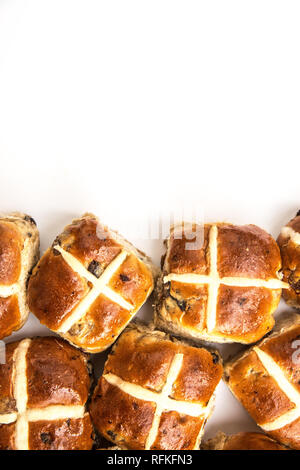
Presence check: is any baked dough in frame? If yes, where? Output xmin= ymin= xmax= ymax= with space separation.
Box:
xmin=155 ymin=222 xmax=287 ymax=344
xmin=277 ymin=211 xmax=300 ymax=308
xmin=224 ymin=313 xmax=300 ymax=450
xmin=0 ymin=336 xmax=93 ymax=450
xmin=90 ymin=322 xmax=223 ymax=450
xmin=0 ymin=212 xmax=39 ymax=339
xmin=203 ymin=431 xmax=288 ymax=450
xmin=28 ymin=213 xmax=156 ymax=353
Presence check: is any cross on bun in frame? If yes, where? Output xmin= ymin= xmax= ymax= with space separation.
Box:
xmin=0 ymin=336 xmax=93 ymax=450
xmin=203 ymin=431 xmax=288 ymax=450
xmin=155 ymin=222 xmax=287 ymax=344
xmin=224 ymin=313 xmax=300 ymax=450
xmin=277 ymin=210 xmax=300 ymax=308
xmin=0 ymin=213 xmax=39 ymax=339
xmin=27 ymin=213 xmax=156 ymax=353
xmin=90 ymin=322 xmax=223 ymax=450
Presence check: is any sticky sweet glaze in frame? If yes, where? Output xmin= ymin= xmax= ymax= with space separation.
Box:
xmin=168 ymin=282 xmax=208 ymax=331
xmin=28 ymin=214 xmax=155 ymax=352
xmin=171 ymin=347 xmax=222 ymax=405
xmin=91 ymin=378 xmax=156 ymax=450
xmin=156 ymin=222 xmax=283 ymax=344
xmin=0 ymin=296 xmax=21 ymax=339
xmin=269 ymin=417 xmax=300 ymax=451
xmin=217 ymin=224 xmax=281 ymax=279
xmin=205 ymin=432 xmax=288 ymax=450
xmin=0 ymin=222 xmax=22 ymax=285
xmin=0 ymin=343 xmax=18 ymax=415
xmin=56 ymin=215 xmax=122 ymax=268
xmin=26 ymin=337 xmax=91 ymax=408
xmin=151 ymin=411 xmax=205 ymax=450
xmin=103 ymin=328 xmax=178 ymax=391
xmin=0 ymin=337 xmax=93 ymax=450
xmin=277 ymin=212 xmax=300 ymax=307
xmin=0 ymin=214 xmax=39 ymax=340
xmin=225 ymin=314 xmax=300 ymax=450
xmin=225 ymin=350 xmax=295 ymax=424
xmin=90 ymin=324 xmax=223 ymax=450
xmin=222 ymin=432 xmax=288 ymax=450
xmin=215 ymin=285 xmax=278 ymax=343
xmin=28 ymin=414 xmax=93 ymax=450
xmin=28 ymin=249 xmax=88 ymax=331
xmin=108 ymin=253 xmax=153 ymax=306
xmin=167 ymin=225 xmax=210 ymax=275
xmin=64 ymin=294 xmax=132 ymax=351
xmin=0 ymin=422 xmax=15 ymax=450
xmin=260 ymin=325 xmax=300 ymax=393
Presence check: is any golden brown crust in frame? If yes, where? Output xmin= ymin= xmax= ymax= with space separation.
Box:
xmin=217 ymin=224 xmax=281 ymax=279
xmin=151 ymin=411 xmax=205 ymax=450
xmin=0 ymin=342 xmax=17 ymax=414
xmin=56 ymin=214 xmax=122 ymax=268
xmin=28 ymin=414 xmax=93 ymax=450
xmin=224 ymin=313 xmax=300 ymax=450
xmin=0 ymin=336 xmax=94 ymax=450
xmin=0 ymin=296 xmax=21 ymax=339
xmin=104 ymin=327 xmax=178 ymax=391
xmin=155 ymin=222 xmax=283 ymax=344
xmin=0 ymin=213 xmax=39 ymax=340
xmin=0 ymin=422 xmax=15 ymax=450
xmin=26 ymin=337 xmax=91 ymax=408
xmin=0 ymin=222 xmax=23 ymax=285
xmin=215 ymin=286 xmax=279 ymax=343
xmin=108 ymin=253 xmax=154 ymax=306
xmin=90 ymin=323 xmax=223 ymax=450
xmin=226 ymin=350 xmax=294 ymax=424
xmin=167 ymin=225 xmax=210 ymax=275
xmin=28 ymin=214 xmax=155 ymax=353
xmin=66 ymin=295 xmax=132 ymax=351
xmin=268 ymin=417 xmax=300 ymax=450
xmin=203 ymin=431 xmax=289 ymax=450
xmin=260 ymin=323 xmax=300 ymax=392
xmin=92 ymin=378 xmax=156 ymax=450
xmin=170 ymin=346 xmax=222 ymax=405
xmin=28 ymin=249 xmax=88 ymax=331
xmin=277 ymin=212 xmax=300 ymax=308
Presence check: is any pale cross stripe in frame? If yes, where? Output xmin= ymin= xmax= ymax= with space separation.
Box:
xmin=104 ymin=353 xmax=207 ymax=450
xmin=164 ymin=225 xmax=288 ymax=332
xmin=281 ymin=226 xmax=300 ymax=245
xmin=53 ymin=245 xmax=134 ymax=334
xmin=0 ymin=339 xmax=85 ymax=450
xmin=253 ymin=347 xmax=300 ymax=432
xmin=0 ymin=284 xmax=19 ymax=297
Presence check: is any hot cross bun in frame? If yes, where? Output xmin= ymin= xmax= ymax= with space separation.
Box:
xmin=277 ymin=211 xmax=300 ymax=308
xmin=27 ymin=213 xmax=156 ymax=353
xmin=224 ymin=313 xmax=300 ymax=450
xmin=0 ymin=213 xmax=39 ymax=339
xmin=203 ymin=431 xmax=288 ymax=450
xmin=90 ymin=323 xmax=223 ymax=450
xmin=0 ymin=336 xmax=93 ymax=450
xmin=155 ymin=222 xmax=287 ymax=344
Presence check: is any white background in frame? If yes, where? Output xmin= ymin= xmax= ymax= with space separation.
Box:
xmin=0 ymin=0 xmax=299 ymax=442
